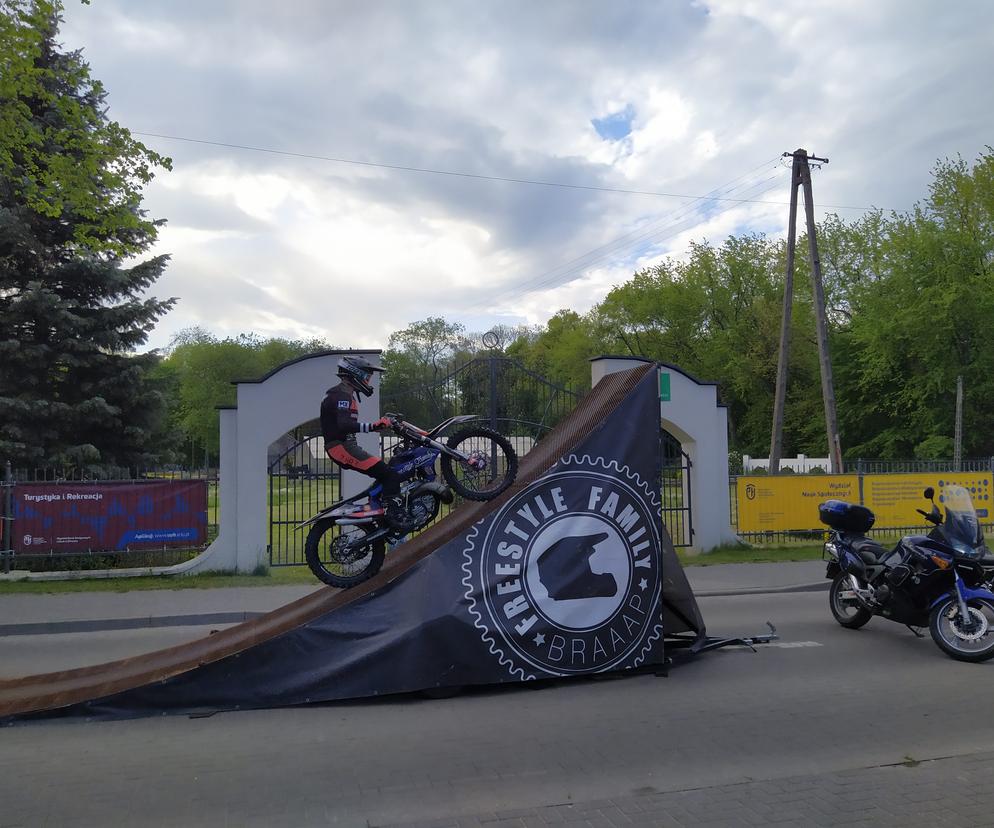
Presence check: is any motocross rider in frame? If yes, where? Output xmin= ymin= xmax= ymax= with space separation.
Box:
xmin=321 ymin=356 xmax=410 ymax=529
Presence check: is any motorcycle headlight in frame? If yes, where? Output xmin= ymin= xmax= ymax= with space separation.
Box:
xmin=824 ymin=541 xmax=838 ymax=559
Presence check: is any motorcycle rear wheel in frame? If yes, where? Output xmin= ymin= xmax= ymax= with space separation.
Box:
xmin=304 ymin=519 xmax=385 ymax=589
xmin=829 ymin=573 xmax=872 ymax=629
xmin=441 ymin=426 xmax=518 ymax=501
xmin=928 ymin=597 xmax=994 ymax=663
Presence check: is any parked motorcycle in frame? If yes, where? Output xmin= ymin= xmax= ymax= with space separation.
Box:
xmin=298 ymin=414 xmax=518 ymax=588
xmin=822 ymin=485 xmax=994 ymax=662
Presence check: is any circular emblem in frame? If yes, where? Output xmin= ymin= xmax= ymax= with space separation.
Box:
xmin=462 ymin=456 xmax=662 ymax=678
xmin=482 ymin=330 xmax=501 ymax=350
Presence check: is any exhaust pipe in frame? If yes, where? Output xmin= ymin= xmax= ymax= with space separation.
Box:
xmin=412 ymin=481 xmax=454 ymax=504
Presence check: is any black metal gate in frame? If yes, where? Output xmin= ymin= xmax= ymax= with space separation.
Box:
xmin=380 ymin=357 xmax=583 ymax=460
xmin=267 ymin=357 xmax=582 ymax=567
xmin=661 ymin=429 xmax=693 ymax=547
xmin=268 ymin=436 xmax=341 ymax=567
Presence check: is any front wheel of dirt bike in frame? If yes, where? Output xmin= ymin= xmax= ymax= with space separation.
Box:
xmin=928 ymin=596 xmax=994 ymax=662
xmin=304 ymin=519 xmax=385 ymax=589
xmin=829 ymin=573 xmax=873 ymax=629
xmin=440 ymin=426 xmax=518 ymax=501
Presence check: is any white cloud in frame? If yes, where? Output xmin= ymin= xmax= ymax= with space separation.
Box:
xmin=55 ymin=0 xmax=994 ymax=353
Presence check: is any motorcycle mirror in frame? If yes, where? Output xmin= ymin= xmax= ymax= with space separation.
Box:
xmin=923 ymin=487 xmax=935 ymax=500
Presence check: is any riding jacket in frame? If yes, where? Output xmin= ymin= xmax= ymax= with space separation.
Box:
xmin=320 ymin=381 xmax=378 ymax=443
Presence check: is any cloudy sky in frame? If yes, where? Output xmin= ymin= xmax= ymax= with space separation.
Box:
xmin=59 ymin=0 xmax=994 ymax=352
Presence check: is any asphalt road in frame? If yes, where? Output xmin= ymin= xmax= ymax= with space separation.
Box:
xmin=2 ymin=590 xmax=993 ymax=827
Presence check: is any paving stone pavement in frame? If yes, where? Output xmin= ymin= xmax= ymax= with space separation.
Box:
xmin=374 ymin=750 xmax=994 ymax=828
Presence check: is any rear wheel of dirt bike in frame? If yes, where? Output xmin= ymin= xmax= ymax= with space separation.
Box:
xmin=440 ymin=426 xmax=518 ymax=501
xmin=304 ymin=519 xmax=385 ymax=589
xmin=829 ymin=573 xmax=873 ymax=629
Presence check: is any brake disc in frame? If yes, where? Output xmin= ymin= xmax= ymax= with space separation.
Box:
xmin=950 ymin=606 xmax=989 ymax=641
xmin=330 ymin=535 xmax=371 ymax=565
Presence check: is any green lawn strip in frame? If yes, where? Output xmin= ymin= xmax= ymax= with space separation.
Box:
xmin=678 ymin=544 xmax=826 ymax=566
xmin=0 ymin=566 xmax=318 ymax=594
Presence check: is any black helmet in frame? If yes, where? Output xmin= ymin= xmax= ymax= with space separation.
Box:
xmin=337 ymin=355 xmax=384 ymax=397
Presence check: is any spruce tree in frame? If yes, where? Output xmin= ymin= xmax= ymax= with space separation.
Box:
xmin=0 ymin=0 xmax=175 ymax=473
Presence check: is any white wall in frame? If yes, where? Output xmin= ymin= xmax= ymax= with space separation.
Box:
xmin=591 ymin=357 xmax=737 ymax=553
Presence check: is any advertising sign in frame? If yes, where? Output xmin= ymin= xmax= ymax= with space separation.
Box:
xmin=862 ymin=473 xmax=993 ymax=527
xmin=13 ymin=480 xmax=208 ymax=554
xmin=736 ymin=475 xmax=859 ymax=533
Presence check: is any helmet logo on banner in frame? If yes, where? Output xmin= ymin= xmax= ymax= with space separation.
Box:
xmin=462 ymin=454 xmax=662 ymax=678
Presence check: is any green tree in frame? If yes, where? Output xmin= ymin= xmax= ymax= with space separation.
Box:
xmin=0 ymin=1 xmax=175 ymax=472
xmin=825 ymin=149 xmax=994 ymax=458
xmin=160 ymin=328 xmax=330 ymax=462
xmin=591 ymin=236 xmax=824 ymax=456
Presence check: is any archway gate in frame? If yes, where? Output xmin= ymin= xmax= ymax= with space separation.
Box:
xmin=267 ymin=357 xmax=584 ymax=566
xmin=266 ymin=358 xmax=703 ymax=565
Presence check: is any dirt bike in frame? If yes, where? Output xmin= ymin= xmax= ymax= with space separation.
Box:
xmin=298 ymin=414 xmax=518 ymax=588
xmin=823 ymin=485 xmax=994 ymax=662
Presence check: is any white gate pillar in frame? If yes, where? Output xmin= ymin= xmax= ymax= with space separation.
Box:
xmin=591 ymin=356 xmax=737 ymax=553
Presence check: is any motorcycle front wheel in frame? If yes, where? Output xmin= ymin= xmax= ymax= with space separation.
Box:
xmin=441 ymin=426 xmax=518 ymax=501
xmin=829 ymin=573 xmax=873 ymax=629
xmin=304 ymin=519 xmax=385 ymax=589
xmin=928 ymin=596 xmax=994 ymax=662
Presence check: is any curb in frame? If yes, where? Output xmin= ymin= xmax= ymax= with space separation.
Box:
xmin=0 ymin=582 xmax=830 ymax=636
xmin=694 ymin=581 xmax=829 ymax=598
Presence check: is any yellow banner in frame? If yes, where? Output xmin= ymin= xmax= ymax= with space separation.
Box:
xmin=736 ymin=475 xmax=859 ymax=532
xmin=862 ymin=473 xmax=993 ymax=527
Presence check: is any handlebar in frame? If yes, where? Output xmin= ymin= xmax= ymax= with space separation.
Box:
xmin=382 ymin=413 xmax=429 ymax=439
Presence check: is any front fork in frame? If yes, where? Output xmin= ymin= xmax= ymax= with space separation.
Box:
xmin=954 ymin=570 xmax=971 ymax=625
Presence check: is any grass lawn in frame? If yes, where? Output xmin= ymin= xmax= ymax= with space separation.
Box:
xmin=678 ymin=544 xmax=826 ymax=566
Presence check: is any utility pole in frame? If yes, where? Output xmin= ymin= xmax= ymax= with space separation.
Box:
xmin=769 ymin=149 xmax=843 ymax=474
xmin=769 ymin=153 xmax=802 ymax=474
xmin=954 ymin=375 xmax=963 ymax=472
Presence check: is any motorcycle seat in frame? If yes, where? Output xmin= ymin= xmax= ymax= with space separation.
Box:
xmin=846 ymin=535 xmax=889 ymax=564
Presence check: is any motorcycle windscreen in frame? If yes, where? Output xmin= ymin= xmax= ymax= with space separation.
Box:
xmin=942 ymin=485 xmax=983 ymax=556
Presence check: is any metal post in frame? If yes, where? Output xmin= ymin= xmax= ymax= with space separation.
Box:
xmin=488 ymin=356 xmax=499 ymax=432
xmin=488 ymin=357 xmax=499 ymax=474
xmin=954 ymin=375 xmax=963 ymax=472
xmin=2 ymin=460 xmax=13 ymax=574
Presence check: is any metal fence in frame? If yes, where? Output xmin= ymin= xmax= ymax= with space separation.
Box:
xmin=1 ymin=463 xmax=13 ymax=573
xmin=848 ymin=457 xmax=994 ymax=474
xmin=1 ymin=463 xmax=219 ymax=572
xmin=729 ymin=457 xmax=994 ymax=545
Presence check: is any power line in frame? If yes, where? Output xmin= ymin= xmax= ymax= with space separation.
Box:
xmin=135 ymin=130 xmax=876 ymax=211
xmin=489 ymin=172 xmax=790 ymax=310
xmin=464 ymin=161 xmax=790 ymax=311
xmin=469 ymin=167 xmax=788 ymax=309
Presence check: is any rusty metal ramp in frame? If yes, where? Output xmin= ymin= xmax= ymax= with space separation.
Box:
xmin=1 ymin=362 xmax=705 ymax=722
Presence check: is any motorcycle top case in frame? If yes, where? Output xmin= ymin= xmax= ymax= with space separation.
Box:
xmin=818 ymin=499 xmax=875 ymax=533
